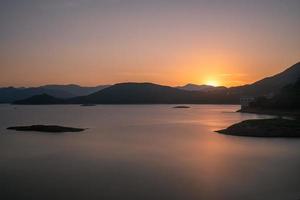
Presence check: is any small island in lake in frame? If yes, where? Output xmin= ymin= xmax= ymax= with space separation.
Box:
xmin=217 ymin=118 xmax=300 ymax=137
xmin=173 ymin=106 xmax=190 ymax=108
xmin=7 ymin=125 xmax=85 ymax=133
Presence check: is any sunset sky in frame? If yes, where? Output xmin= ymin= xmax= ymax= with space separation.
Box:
xmin=1 ymin=0 xmax=300 ymax=87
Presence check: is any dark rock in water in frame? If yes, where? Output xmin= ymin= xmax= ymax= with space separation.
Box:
xmin=173 ymin=106 xmax=190 ymax=108
xmin=216 ymin=118 xmax=300 ymax=137
xmin=7 ymin=125 xmax=85 ymax=133
xmin=80 ymin=104 xmax=96 ymax=107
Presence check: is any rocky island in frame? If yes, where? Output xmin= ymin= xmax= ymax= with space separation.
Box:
xmin=7 ymin=125 xmax=85 ymax=133
xmin=217 ymin=118 xmax=300 ymax=137
xmin=173 ymin=105 xmax=190 ymax=108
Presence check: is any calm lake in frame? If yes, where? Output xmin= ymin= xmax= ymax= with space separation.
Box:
xmin=1 ymin=104 xmax=300 ymax=200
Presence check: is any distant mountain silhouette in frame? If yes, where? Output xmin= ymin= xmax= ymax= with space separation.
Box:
xmin=70 ymin=83 xmax=202 ymax=104
xmin=42 ymin=84 xmax=110 ymax=96
xmin=229 ymin=62 xmax=300 ymax=96
xmin=14 ymin=94 xmax=66 ymax=105
xmin=178 ymin=84 xmax=227 ymax=92
xmin=15 ymin=83 xmax=238 ymax=105
xmin=179 ymin=62 xmax=300 ymax=96
xmin=0 ymin=87 xmax=73 ymax=103
xmin=11 ymin=62 xmax=300 ymax=105
xmin=0 ymin=84 xmax=110 ymax=103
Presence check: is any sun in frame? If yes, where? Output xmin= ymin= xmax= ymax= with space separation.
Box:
xmin=205 ymin=80 xmax=219 ymax=87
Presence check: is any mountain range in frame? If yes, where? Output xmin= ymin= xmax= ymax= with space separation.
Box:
xmin=177 ymin=84 xmax=227 ymax=92
xmin=0 ymin=84 xmax=110 ymax=103
xmin=14 ymin=83 xmax=238 ymax=105
xmin=8 ymin=62 xmax=300 ymax=104
xmin=229 ymin=62 xmax=300 ymax=96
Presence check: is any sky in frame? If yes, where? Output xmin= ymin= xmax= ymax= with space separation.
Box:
xmin=0 ymin=0 xmax=300 ymax=87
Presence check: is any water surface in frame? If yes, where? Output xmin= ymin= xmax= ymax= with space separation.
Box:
xmin=1 ymin=105 xmax=300 ymax=200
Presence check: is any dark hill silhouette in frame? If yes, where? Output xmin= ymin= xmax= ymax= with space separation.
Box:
xmin=0 ymin=84 xmax=110 ymax=103
xmin=247 ymin=77 xmax=300 ymax=110
xmin=0 ymin=87 xmax=73 ymax=103
xmin=229 ymin=62 xmax=300 ymax=96
xmin=11 ymin=62 xmax=300 ymax=105
xmin=178 ymin=62 xmax=300 ymax=96
xmin=42 ymin=84 xmax=110 ymax=96
xmin=71 ymin=83 xmax=201 ymax=104
xmin=15 ymin=83 xmax=239 ymax=105
xmin=14 ymin=94 xmax=66 ymax=105
xmin=70 ymin=82 xmax=239 ymax=104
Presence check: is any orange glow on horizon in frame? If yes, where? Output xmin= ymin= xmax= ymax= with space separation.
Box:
xmin=205 ymin=80 xmax=220 ymax=87
xmin=1 ymin=1 xmax=299 ymax=88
